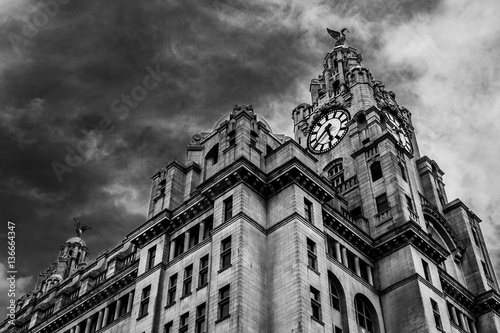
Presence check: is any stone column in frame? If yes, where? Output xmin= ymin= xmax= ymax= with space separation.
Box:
xmin=74 ymin=323 xmax=81 ymax=333
xmin=184 ymin=231 xmax=191 ymax=252
xmin=114 ymin=298 xmax=122 ymax=319
xmin=102 ymin=307 xmax=110 ymax=327
xmin=450 ymin=305 xmax=458 ymax=324
xmin=367 ymin=266 xmax=374 ymax=285
xmin=341 ymin=247 xmax=348 ymax=267
xmin=96 ymin=309 xmax=104 ymax=330
xmin=354 ymin=257 xmax=361 ymax=276
xmin=470 ymin=319 xmax=477 ymax=333
xmin=335 ymin=242 xmax=342 ymax=263
xmin=84 ymin=317 xmax=93 ymax=333
xmin=169 ymin=239 xmax=176 ymax=261
xmin=126 ymin=290 xmax=134 ymax=313
xmin=70 ymin=328 xmax=75 ymax=333
xmin=457 ymin=312 xmax=465 ymax=329
xmin=199 ymin=221 xmax=206 ymax=243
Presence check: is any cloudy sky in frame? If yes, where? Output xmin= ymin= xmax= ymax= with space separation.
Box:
xmin=1 ymin=0 xmax=500 ymax=320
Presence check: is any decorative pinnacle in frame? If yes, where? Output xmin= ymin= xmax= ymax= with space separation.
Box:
xmin=327 ymin=28 xmax=350 ymax=47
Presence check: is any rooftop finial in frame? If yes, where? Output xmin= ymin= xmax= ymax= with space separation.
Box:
xmin=73 ymin=217 xmax=92 ymax=237
xmin=327 ymin=28 xmax=350 ymax=47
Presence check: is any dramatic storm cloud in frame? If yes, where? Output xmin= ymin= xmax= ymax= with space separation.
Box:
xmin=0 ymin=0 xmax=499 ymax=319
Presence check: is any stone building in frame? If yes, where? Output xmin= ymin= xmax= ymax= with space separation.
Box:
xmin=2 ymin=32 xmax=500 ymax=333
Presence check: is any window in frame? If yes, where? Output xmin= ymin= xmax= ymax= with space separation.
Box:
xmin=471 ymin=225 xmax=480 ymax=246
xmin=399 ymin=163 xmax=407 ymax=182
xmin=195 ymin=303 xmax=206 ymax=333
xmin=179 ymin=312 xmax=189 ymax=333
xmin=422 ymin=259 xmax=432 ymax=282
xmin=183 ymin=264 xmax=193 ymax=296
xmin=174 ymin=234 xmax=185 ymax=257
xmin=375 ymin=193 xmax=389 ymax=214
xmin=346 ymin=250 xmax=356 ymax=272
xmin=138 ymin=286 xmax=151 ymax=318
xmin=167 ymin=274 xmax=177 ymax=306
xmin=199 ymin=255 xmax=209 ymax=287
xmin=431 ymin=299 xmax=443 ymax=329
xmin=304 ymin=198 xmax=313 ymax=222
xmin=360 ymin=260 xmax=371 ymax=282
xmin=310 ymin=286 xmax=322 ymax=321
xmin=447 ymin=302 xmax=457 ymax=325
xmin=223 ymin=196 xmax=233 ymax=222
xmin=228 ymin=131 xmax=236 ymax=146
xmin=218 ymin=285 xmax=230 ymax=320
xmin=326 ymin=235 xmax=337 ymax=259
xmin=147 ymin=245 xmax=156 ymax=270
xmin=206 ymin=143 xmax=219 ymax=165
xmin=329 ymin=279 xmax=340 ymax=311
xmin=307 ymin=238 xmax=317 ymax=271
xmin=332 ymin=174 xmax=344 ymax=187
xmin=482 ymin=261 xmax=492 ymax=281
xmin=203 ymin=216 xmax=213 ymax=239
xmin=355 ymin=297 xmax=373 ymax=332
xmin=350 ymin=206 xmax=362 ymax=218
xmin=370 ymin=161 xmax=383 ymax=181
xmin=334 ymin=326 xmax=343 ymax=333
xmin=406 ymin=195 xmax=414 ymax=213
xmin=220 ymin=236 xmax=232 ymax=270
xmin=164 ymin=321 xmax=173 ymax=333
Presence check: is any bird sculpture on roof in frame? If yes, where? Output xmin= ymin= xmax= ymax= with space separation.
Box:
xmin=327 ymin=28 xmax=350 ymax=46
xmin=73 ymin=217 xmax=92 ymax=237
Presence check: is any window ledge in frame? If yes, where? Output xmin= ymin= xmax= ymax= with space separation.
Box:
xmin=180 ymin=292 xmax=192 ymax=300
xmin=136 ymin=313 xmax=148 ymax=321
xmin=215 ymin=314 xmax=231 ymax=324
xmin=164 ymin=301 xmax=176 ymax=309
xmin=197 ymin=283 xmax=208 ymax=291
xmin=308 ymin=266 xmax=321 ymax=275
xmin=311 ymin=316 xmax=324 ymax=326
xmin=218 ymin=264 xmax=232 ymax=274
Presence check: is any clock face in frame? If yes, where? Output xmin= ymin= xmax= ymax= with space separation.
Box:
xmin=307 ymin=109 xmax=349 ymax=154
xmin=381 ymin=111 xmax=413 ymax=153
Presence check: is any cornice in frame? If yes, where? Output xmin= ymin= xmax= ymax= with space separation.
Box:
xmin=439 ymin=268 xmax=475 ymax=311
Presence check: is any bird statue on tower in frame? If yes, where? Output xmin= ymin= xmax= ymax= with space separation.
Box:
xmin=73 ymin=217 xmax=92 ymax=237
xmin=327 ymin=28 xmax=349 ymax=46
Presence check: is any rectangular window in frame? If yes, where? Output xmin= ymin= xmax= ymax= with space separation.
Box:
xmin=195 ymin=303 xmax=206 ymax=333
xmin=218 ymin=285 xmax=230 ymax=320
xmin=147 ymin=245 xmax=156 ymax=270
xmin=138 ymin=285 xmax=151 ymax=318
xmin=375 ymin=193 xmax=389 ymax=214
xmin=422 ymin=259 xmax=432 ymax=282
xmin=203 ymin=217 xmax=213 ymax=240
xmin=326 ymin=235 xmax=337 ymax=258
xmin=307 ymin=238 xmax=317 ymax=271
xmin=350 ymin=206 xmax=362 ymax=218
xmin=471 ymin=225 xmax=480 ymax=246
xmin=482 ymin=261 xmax=492 ymax=281
xmin=179 ymin=312 xmax=189 ymax=333
xmin=431 ymin=299 xmax=442 ymax=329
xmin=167 ymin=274 xmax=177 ymax=306
xmin=334 ymin=326 xmax=343 ymax=333
xmin=329 ymin=278 xmax=340 ymax=311
xmin=346 ymin=250 xmax=356 ymax=272
xmin=223 ymin=196 xmax=233 ymax=222
xmin=304 ymin=198 xmax=313 ymax=223
xmin=370 ymin=161 xmax=383 ymax=181
xmin=220 ymin=236 xmax=232 ymax=270
xmin=174 ymin=234 xmax=185 ymax=257
xmin=359 ymin=260 xmax=370 ymax=282
xmin=399 ymin=163 xmax=407 ymax=182
xmin=310 ymin=286 xmax=321 ymax=321
xmin=164 ymin=321 xmax=173 ymax=333
xmin=183 ymin=264 xmax=193 ymax=296
xmin=406 ymin=195 xmax=414 ymax=212
xmin=199 ymin=255 xmax=209 ymax=287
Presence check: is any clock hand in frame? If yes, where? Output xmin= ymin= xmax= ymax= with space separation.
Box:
xmin=317 ymin=123 xmax=332 ymax=143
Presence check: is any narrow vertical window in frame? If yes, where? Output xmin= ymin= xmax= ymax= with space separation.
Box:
xmin=482 ymin=261 xmax=492 ymax=281
xmin=431 ymin=299 xmax=443 ymax=329
xmin=195 ymin=303 xmax=206 ymax=333
xmin=329 ymin=278 xmax=340 ymax=311
xmin=179 ymin=312 xmax=189 ymax=333
xmin=370 ymin=161 xmax=383 ymax=181
xmin=422 ymin=259 xmax=432 ymax=282
xmin=406 ymin=195 xmax=414 ymax=212
xmin=167 ymin=274 xmax=177 ymax=306
xmin=310 ymin=286 xmax=322 ymax=321
xmin=307 ymin=238 xmax=317 ymax=271
xmin=164 ymin=321 xmax=173 ymax=333
xmin=182 ymin=264 xmax=193 ymax=297
xmin=399 ymin=162 xmax=407 ymax=182
xmin=471 ymin=225 xmax=480 ymax=246
xmin=220 ymin=236 xmax=232 ymax=269
xmin=375 ymin=193 xmax=389 ymax=214
xmin=304 ymin=198 xmax=313 ymax=223
xmin=334 ymin=326 xmax=343 ymax=333
xmin=198 ymin=255 xmax=209 ymax=288
xmin=147 ymin=245 xmax=156 ymax=270
xmin=138 ymin=285 xmax=151 ymax=318
xmin=218 ymin=285 xmax=230 ymax=320
xmin=326 ymin=235 xmax=337 ymax=258
xmin=355 ymin=297 xmax=373 ymax=332
xmin=223 ymin=196 xmax=233 ymax=222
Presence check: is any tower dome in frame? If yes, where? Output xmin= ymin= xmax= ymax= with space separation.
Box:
xmin=65 ymin=236 xmax=86 ymax=247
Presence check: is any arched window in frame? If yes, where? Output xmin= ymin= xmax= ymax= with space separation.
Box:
xmin=357 ymin=113 xmax=367 ymax=130
xmin=328 ymin=271 xmax=348 ymax=331
xmin=205 ymin=143 xmax=219 ymax=166
xmin=324 ymin=159 xmax=344 ymax=188
xmin=354 ymin=294 xmax=379 ymax=333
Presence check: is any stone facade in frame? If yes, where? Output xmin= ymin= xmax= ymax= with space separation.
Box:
xmin=2 ymin=36 xmax=500 ymax=333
